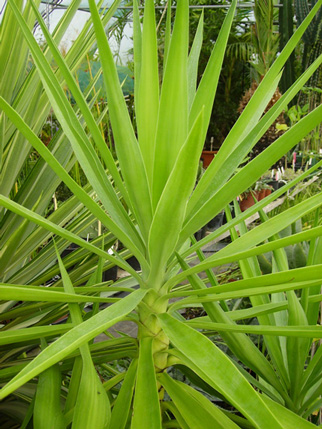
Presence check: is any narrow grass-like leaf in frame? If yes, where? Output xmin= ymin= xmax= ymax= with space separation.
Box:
xmin=189 ymin=0 xmax=236 ymax=141
xmin=182 ymin=104 xmax=322 ymax=240
xmin=165 ymin=227 xmax=322 ymax=291
xmin=0 ymin=325 xmax=73 ymax=346
xmin=148 ymin=110 xmax=204 ymax=285
xmin=7 ymin=0 xmax=140 ymax=248
xmin=261 ymin=395 xmax=316 ymax=428
xmin=187 ymin=11 xmax=203 ymax=111
xmin=0 ymin=289 xmax=145 ymax=399
xmin=168 ymin=265 xmax=322 ymax=298
xmin=215 ymin=192 xmax=322 ymax=260
xmin=163 ymin=0 xmax=172 ymax=69
xmin=0 ymin=195 xmax=143 ymax=282
xmin=133 ymin=0 xmax=142 ymax=104
xmin=152 ymin=0 xmax=189 ymax=208
xmin=158 ymin=313 xmax=283 ymax=428
xmin=162 ymin=402 xmax=190 ymax=429
xmin=109 ymin=359 xmax=138 ymax=429
xmin=0 ymin=284 xmax=118 ymax=303
xmin=187 ymin=52 xmax=322 ymax=219
xmin=190 ymin=0 xmax=322 ymax=197
xmin=0 ymin=112 xmax=4 ymax=169
xmin=185 ymin=320 xmax=322 ymax=338
xmin=88 ymin=0 xmax=153 ymax=241
xmin=29 ymin=0 xmax=131 ymax=210
xmin=175 ymin=254 xmax=285 ymax=397
xmin=181 ymin=160 xmax=322 ymax=259
xmin=0 ymin=97 xmax=147 ymax=266
xmin=170 ymin=279 xmax=322 ymax=309
xmin=135 ymin=0 xmax=159 ymax=184
xmin=227 ymin=302 xmax=288 ymax=321
xmin=0 ymin=215 xmax=30 ymax=279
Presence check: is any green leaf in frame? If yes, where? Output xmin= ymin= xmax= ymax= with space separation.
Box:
xmin=181 ymin=103 xmax=322 ymax=240
xmin=186 ymin=320 xmax=322 ymax=338
xmin=0 ymin=214 xmax=31 ymax=279
xmin=261 ymin=395 xmax=316 ymax=428
xmin=28 ymin=0 xmax=131 ymax=210
xmin=181 ymin=160 xmax=322 ymax=260
xmin=0 ymin=325 xmax=73 ymax=346
xmin=159 ymin=372 xmax=239 ymax=428
xmin=217 ymin=192 xmax=322 ymax=262
xmin=64 ymin=357 xmax=83 ymax=417
xmin=132 ymin=337 xmax=162 ymax=429
xmin=163 ymin=0 xmax=172 ymax=69
xmin=132 ymin=0 xmax=142 ymax=104
xmin=189 ymin=0 xmax=237 ymax=146
xmin=0 ymin=96 xmax=147 ymax=267
xmin=7 ymin=0 xmax=142 ymax=250
xmin=0 ymin=289 xmax=146 ymax=399
xmin=34 ymin=361 xmax=65 ymax=429
xmin=0 ymin=112 xmax=4 ymax=170
xmin=148 ymin=110 xmax=204 ymax=285
xmin=72 ymin=357 xmax=110 ymax=429
xmin=175 ymin=254 xmax=285 ymax=398
xmin=158 ymin=313 xmax=283 ymax=428
xmin=88 ymin=0 xmax=153 ymax=242
xmin=0 ymin=194 xmax=143 ymax=282
xmin=0 ymin=284 xmax=118 ymax=304
xmin=57 ymin=244 xmax=111 ymax=428
xmin=165 ymin=227 xmax=322 ymax=291
xmin=109 ymin=359 xmax=138 ymax=429
xmin=187 ymin=11 xmax=203 ymax=111
xmin=169 ymin=264 xmax=322 ymax=299
xmin=170 ymin=278 xmax=322 ymax=308
xmin=135 ymin=0 xmax=159 ymax=184
xmin=152 ymin=0 xmax=189 ymax=208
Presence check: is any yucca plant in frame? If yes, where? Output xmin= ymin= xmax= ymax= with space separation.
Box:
xmin=0 ymin=0 xmax=128 ymax=292
xmin=1 ymin=0 xmax=322 ymax=427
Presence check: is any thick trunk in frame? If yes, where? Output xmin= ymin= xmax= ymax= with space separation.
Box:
xmin=138 ymin=290 xmax=169 ymax=372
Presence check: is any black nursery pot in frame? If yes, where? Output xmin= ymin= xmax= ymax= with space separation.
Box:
xmin=207 ymin=211 xmax=225 ymax=230
xmin=60 ymin=243 xmax=79 ymax=258
xmin=126 ymin=255 xmax=141 ymax=271
xmin=295 ymin=162 xmax=303 ymax=171
xmin=268 ymin=180 xmax=279 ymax=191
xmin=103 ymin=265 xmax=118 ymax=282
xmin=194 ymin=225 xmax=208 ymax=241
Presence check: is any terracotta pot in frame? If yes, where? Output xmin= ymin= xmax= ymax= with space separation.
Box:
xmin=258 ymin=189 xmax=266 ymax=200
xmin=239 ymin=193 xmax=255 ymax=212
xmin=201 ymin=150 xmax=218 ymax=168
xmin=239 ymin=191 xmax=260 ymax=212
xmin=239 ymin=189 xmax=272 ymax=212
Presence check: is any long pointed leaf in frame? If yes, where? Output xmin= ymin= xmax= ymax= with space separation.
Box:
xmin=158 ymin=313 xmax=283 ymax=428
xmin=0 ymin=289 xmax=146 ymax=399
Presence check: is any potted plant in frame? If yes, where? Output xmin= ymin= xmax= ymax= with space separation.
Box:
xmin=201 ymin=137 xmax=218 ymax=168
xmin=239 ymin=179 xmax=273 ymax=212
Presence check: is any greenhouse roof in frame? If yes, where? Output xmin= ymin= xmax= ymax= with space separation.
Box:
xmin=39 ymin=1 xmax=271 ymax=10
xmin=40 ymin=0 xmax=123 ymax=10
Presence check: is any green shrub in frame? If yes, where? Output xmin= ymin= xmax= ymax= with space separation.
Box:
xmin=1 ymin=0 xmax=322 ymax=427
